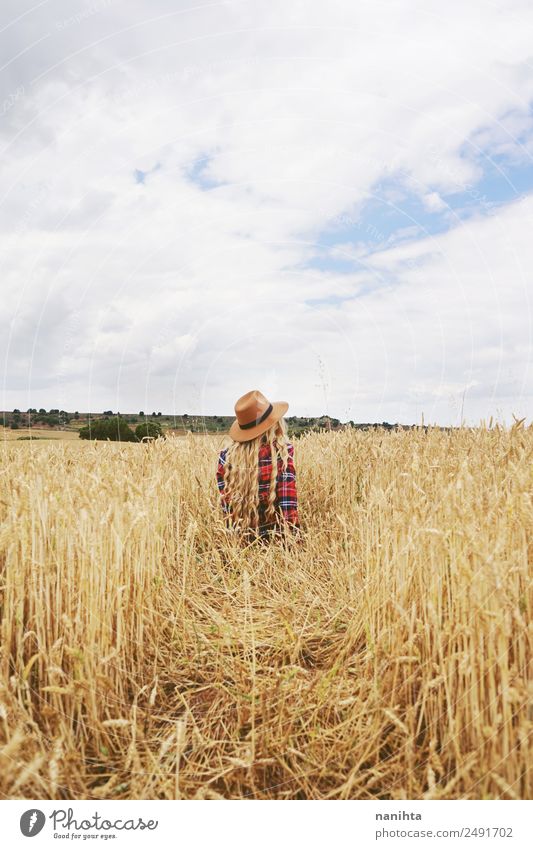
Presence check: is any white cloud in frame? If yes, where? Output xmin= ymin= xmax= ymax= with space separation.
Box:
xmin=0 ymin=0 xmax=532 ymax=423
xmin=423 ymin=192 xmax=447 ymax=212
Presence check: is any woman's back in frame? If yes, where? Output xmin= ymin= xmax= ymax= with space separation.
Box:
xmin=216 ymin=438 xmax=299 ymax=538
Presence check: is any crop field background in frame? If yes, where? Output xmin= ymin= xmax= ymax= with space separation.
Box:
xmin=0 ymin=427 xmax=81 ymax=442
xmin=0 ymin=425 xmax=531 ymax=800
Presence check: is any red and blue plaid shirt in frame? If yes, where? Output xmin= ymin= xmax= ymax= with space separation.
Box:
xmin=216 ymin=441 xmax=300 ymax=537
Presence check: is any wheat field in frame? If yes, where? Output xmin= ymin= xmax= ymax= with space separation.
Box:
xmin=0 ymin=424 xmax=531 ymax=800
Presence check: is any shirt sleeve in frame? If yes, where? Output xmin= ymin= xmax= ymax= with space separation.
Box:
xmin=276 ymin=443 xmax=300 ymax=529
xmin=216 ymin=449 xmax=231 ymax=513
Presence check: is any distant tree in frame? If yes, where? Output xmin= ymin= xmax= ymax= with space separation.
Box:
xmin=151 ymin=411 xmax=156 ymax=417
xmin=157 ymin=411 xmax=162 ymax=417
xmin=50 ymin=409 xmax=59 ymax=415
xmin=103 ymin=410 xmax=113 ymax=416
xmin=139 ymin=411 xmax=144 ymax=417
xmin=38 ymin=408 xmax=46 ymax=414
xmin=135 ymin=421 xmax=162 ymax=441
xmin=13 ymin=408 xmax=20 ymax=415
xmin=74 ymin=411 xmax=79 ymax=420
xmin=79 ymin=417 xmax=138 ymax=442
xmin=10 ymin=421 xmax=19 ymax=429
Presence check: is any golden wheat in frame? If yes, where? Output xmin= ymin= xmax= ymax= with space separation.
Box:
xmin=0 ymin=424 xmax=531 ymax=799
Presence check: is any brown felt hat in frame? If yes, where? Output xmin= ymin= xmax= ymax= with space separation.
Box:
xmin=229 ymin=389 xmax=289 ymax=443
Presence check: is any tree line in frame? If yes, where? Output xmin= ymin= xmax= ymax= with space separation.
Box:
xmin=79 ymin=418 xmax=163 ymax=442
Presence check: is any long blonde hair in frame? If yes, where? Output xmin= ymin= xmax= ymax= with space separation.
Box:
xmin=221 ymin=417 xmax=290 ymax=532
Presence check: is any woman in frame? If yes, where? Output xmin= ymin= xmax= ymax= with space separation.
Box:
xmin=216 ymin=389 xmax=300 ymax=542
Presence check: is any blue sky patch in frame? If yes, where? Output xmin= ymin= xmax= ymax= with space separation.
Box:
xmin=134 ymin=162 xmax=162 ymax=185
xmin=443 ymin=155 xmax=533 ymax=214
xmin=303 ymin=154 xmax=533 ymax=274
xmin=184 ymin=154 xmax=224 ymax=190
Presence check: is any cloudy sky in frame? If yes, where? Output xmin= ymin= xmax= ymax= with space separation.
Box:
xmin=1 ymin=0 xmax=532 ymax=424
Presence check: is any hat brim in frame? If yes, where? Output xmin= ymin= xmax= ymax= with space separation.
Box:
xmin=228 ymin=400 xmax=289 ymax=443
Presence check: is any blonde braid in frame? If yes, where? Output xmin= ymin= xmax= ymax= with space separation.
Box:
xmin=223 ymin=437 xmax=260 ymax=531
xmin=265 ymin=433 xmax=278 ymax=526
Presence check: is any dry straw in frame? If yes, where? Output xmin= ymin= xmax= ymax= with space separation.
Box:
xmin=0 ymin=422 xmax=531 ymax=799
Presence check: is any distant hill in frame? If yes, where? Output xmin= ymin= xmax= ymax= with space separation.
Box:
xmin=1 ymin=409 xmax=447 ymax=437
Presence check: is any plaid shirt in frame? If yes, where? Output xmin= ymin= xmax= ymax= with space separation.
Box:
xmin=216 ymin=442 xmax=300 ymax=537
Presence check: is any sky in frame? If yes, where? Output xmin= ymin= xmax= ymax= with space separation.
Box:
xmin=1 ymin=0 xmax=532 ymax=425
